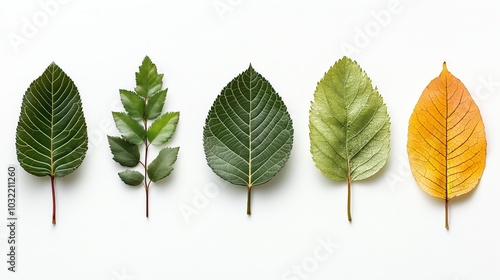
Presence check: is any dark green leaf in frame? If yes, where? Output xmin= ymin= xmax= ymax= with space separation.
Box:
xmin=118 ymin=170 xmax=144 ymax=186
xmin=120 ymin=89 xmax=145 ymax=120
xmin=147 ymin=147 xmax=179 ymax=182
xmin=145 ymin=89 xmax=167 ymax=120
xmin=15 ymin=62 xmax=88 ymax=224
xmin=107 ymin=136 xmax=140 ymax=167
xmin=147 ymin=112 xmax=179 ymax=145
xmin=135 ymin=56 xmax=163 ymax=98
xmin=112 ymin=112 xmax=146 ymax=145
xmin=16 ymin=62 xmax=88 ymax=177
xmin=203 ymin=64 xmax=293 ymax=214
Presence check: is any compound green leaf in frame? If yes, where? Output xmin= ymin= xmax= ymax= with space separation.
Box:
xmin=147 ymin=147 xmax=179 ymax=182
xmin=309 ymin=56 xmax=390 ymax=221
xmin=135 ymin=56 xmax=163 ymax=98
xmin=108 ymin=56 xmax=180 ymax=218
xmin=107 ymin=136 xmax=140 ymax=167
xmin=118 ymin=170 xmax=144 ymax=186
xmin=203 ymin=64 xmax=294 ymax=215
xmin=147 ymin=112 xmax=179 ymax=145
xmin=15 ymin=62 xmax=88 ymax=224
xmin=145 ymin=89 xmax=167 ymax=120
xmin=120 ymin=89 xmax=144 ymax=120
xmin=112 ymin=111 xmax=145 ymax=145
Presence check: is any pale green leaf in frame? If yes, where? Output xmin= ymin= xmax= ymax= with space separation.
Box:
xmin=120 ymin=89 xmax=144 ymax=120
xmin=107 ymin=136 xmax=140 ymax=167
xmin=112 ymin=112 xmax=145 ymax=145
xmin=135 ymin=56 xmax=163 ymax=98
xmin=147 ymin=147 xmax=179 ymax=182
xmin=118 ymin=170 xmax=144 ymax=186
xmin=309 ymin=56 xmax=390 ymax=221
xmin=145 ymin=89 xmax=167 ymax=120
xmin=147 ymin=112 xmax=179 ymax=145
xmin=203 ymin=64 xmax=293 ymax=215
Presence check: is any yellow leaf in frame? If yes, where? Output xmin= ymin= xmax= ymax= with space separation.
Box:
xmin=407 ymin=62 xmax=486 ymax=229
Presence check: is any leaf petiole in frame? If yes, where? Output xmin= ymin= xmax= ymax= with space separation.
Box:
xmin=51 ymin=175 xmax=56 ymax=225
xmin=347 ymin=178 xmax=352 ymax=222
xmin=247 ymin=185 xmax=252 ymax=215
xmin=445 ymin=199 xmax=449 ymax=230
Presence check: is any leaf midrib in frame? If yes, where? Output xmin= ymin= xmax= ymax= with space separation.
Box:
xmin=343 ymin=68 xmax=352 ymax=181
xmin=445 ymin=72 xmax=448 ymax=203
xmin=50 ymin=66 xmax=55 ymax=176
xmin=248 ymin=70 xmax=253 ymax=187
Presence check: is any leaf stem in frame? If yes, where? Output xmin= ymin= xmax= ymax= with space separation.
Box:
xmin=247 ymin=186 xmax=252 ymax=215
xmin=347 ymin=178 xmax=352 ymax=222
xmin=51 ymin=175 xmax=56 ymax=225
xmin=145 ymin=183 xmax=149 ymax=218
xmin=445 ymin=198 xmax=449 ymax=230
xmin=144 ymin=118 xmax=149 ymax=218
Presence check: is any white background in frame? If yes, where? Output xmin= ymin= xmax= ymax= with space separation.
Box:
xmin=1 ymin=0 xmax=500 ymax=279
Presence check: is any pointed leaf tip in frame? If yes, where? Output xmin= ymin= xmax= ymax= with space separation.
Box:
xmin=247 ymin=63 xmax=254 ymax=72
xmin=442 ymin=61 xmax=448 ymax=73
xmin=135 ymin=56 xmax=163 ymax=98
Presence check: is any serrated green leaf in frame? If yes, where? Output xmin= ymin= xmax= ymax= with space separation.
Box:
xmin=15 ymin=62 xmax=88 ymax=224
xmin=135 ymin=56 xmax=163 ymax=98
xmin=120 ymin=89 xmax=145 ymax=120
xmin=107 ymin=136 xmax=140 ymax=167
xmin=147 ymin=112 xmax=179 ymax=145
xmin=309 ymin=56 xmax=391 ymax=221
xmin=112 ymin=112 xmax=146 ymax=145
xmin=118 ymin=170 xmax=144 ymax=186
xmin=109 ymin=56 xmax=179 ymax=219
xmin=147 ymin=147 xmax=179 ymax=182
xmin=145 ymin=89 xmax=167 ymax=120
xmin=203 ymin=64 xmax=294 ymax=215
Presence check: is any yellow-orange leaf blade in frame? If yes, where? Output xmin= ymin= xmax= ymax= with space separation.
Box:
xmin=408 ymin=63 xmax=486 ymax=227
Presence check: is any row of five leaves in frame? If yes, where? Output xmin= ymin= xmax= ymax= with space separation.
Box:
xmin=16 ymin=56 xmax=485 ymax=229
